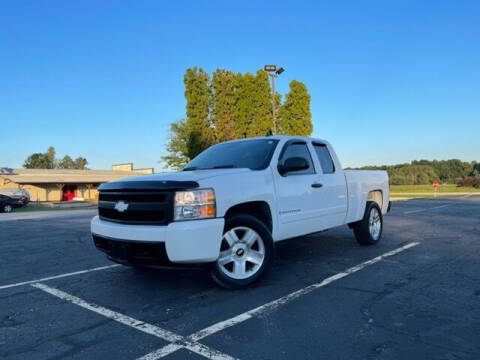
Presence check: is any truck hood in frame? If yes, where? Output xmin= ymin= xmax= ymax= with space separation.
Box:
xmin=109 ymin=168 xmax=252 ymax=184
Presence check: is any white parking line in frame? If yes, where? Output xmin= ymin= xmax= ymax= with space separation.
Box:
xmin=0 ymin=264 xmax=120 ymax=290
xmin=139 ymin=242 xmax=420 ymax=360
xmin=404 ymin=204 xmax=450 ymax=214
xmin=31 ymin=283 xmax=236 ymax=360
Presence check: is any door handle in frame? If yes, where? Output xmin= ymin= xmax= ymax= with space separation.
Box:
xmin=311 ymin=182 xmax=323 ymax=188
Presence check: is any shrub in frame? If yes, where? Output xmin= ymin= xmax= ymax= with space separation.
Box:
xmin=457 ymin=176 xmax=480 ymax=188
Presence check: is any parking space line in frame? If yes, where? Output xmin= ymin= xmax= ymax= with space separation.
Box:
xmin=140 ymin=242 xmax=420 ymax=360
xmin=404 ymin=204 xmax=450 ymax=214
xmin=0 ymin=264 xmax=121 ymax=290
xmin=31 ymin=283 xmax=236 ymax=360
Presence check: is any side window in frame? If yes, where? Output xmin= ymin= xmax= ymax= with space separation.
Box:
xmin=313 ymin=144 xmax=335 ymax=174
xmin=278 ymin=142 xmax=315 ymax=175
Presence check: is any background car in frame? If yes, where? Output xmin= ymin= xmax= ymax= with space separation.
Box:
xmin=0 ymin=188 xmax=30 ymax=204
xmin=0 ymin=194 xmax=28 ymax=213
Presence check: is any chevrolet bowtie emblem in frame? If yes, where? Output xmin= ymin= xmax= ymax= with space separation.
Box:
xmin=114 ymin=200 xmax=129 ymax=212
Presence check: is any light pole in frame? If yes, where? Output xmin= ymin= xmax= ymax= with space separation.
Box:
xmin=264 ymin=65 xmax=284 ymax=134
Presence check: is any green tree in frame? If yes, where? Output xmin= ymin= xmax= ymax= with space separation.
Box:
xmin=23 ymin=146 xmax=88 ymax=170
xmin=23 ymin=153 xmax=52 ymax=169
xmin=46 ymin=146 xmax=56 ymax=169
xmin=161 ymin=119 xmax=190 ymax=170
xmin=232 ymin=72 xmax=254 ymax=138
xmin=233 ymin=70 xmax=272 ymax=137
xmin=23 ymin=146 xmax=56 ymax=169
xmin=251 ymin=70 xmax=273 ymax=136
xmin=161 ymin=67 xmax=314 ymax=169
xmin=277 ymin=80 xmax=313 ymax=136
xmin=58 ymin=155 xmax=76 ymax=169
xmin=211 ymin=69 xmax=237 ymax=142
xmin=184 ymin=67 xmax=213 ymax=158
xmin=74 ymin=157 xmax=88 ymax=170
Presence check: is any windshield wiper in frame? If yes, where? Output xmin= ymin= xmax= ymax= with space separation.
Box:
xmin=183 ymin=165 xmax=236 ymax=171
xmin=211 ymin=165 xmax=236 ymax=169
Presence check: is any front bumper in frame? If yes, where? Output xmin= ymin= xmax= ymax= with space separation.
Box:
xmin=90 ymin=215 xmax=224 ymax=263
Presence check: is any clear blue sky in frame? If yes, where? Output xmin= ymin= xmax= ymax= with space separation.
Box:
xmin=1 ymin=0 xmax=479 ymax=171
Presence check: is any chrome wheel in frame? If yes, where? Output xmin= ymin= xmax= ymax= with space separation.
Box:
xmin=4 ymin=204 xmax=12 ymax=213
xmin=369 ymin=207 xmax=381 ymax=240
xmin=217 ymin=226 xmax=265 ymax=280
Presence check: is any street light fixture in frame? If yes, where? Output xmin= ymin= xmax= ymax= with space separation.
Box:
xmin=264 ymin=64 xmax=285 ymax=134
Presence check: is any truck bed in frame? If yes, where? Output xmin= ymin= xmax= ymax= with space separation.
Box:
xmin=343 ymin=170 xmax=389 ymax=223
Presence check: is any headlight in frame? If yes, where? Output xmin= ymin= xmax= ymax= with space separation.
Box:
xmin=174 ymin=189 xmax=216 ymax=221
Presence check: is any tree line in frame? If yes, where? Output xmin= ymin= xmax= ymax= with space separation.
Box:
xmin=23 ymin=146 xmax=88 ymax=170
xmin=353 ymin=159 xmax=480 ymax=186
xmin=162 ymin=67 xmax=313 ymax=169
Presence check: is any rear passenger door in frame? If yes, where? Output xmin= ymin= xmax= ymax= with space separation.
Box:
xmin=311 ymin=143 xmax=348 ymax=228
xmin=274 ymin=140 xmax=323 ymax=239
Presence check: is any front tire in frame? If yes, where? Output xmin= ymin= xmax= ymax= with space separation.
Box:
xmin=3 ymin=204 xmax=13 ymax=213
xmin=211 ymin=214 xmax=274 ymax=289
xmin=352 ymin=201 xmax=383 ymax=245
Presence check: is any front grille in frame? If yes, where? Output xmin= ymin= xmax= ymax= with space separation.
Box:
xmin=98 ymin=190 xmax=173 ymax=225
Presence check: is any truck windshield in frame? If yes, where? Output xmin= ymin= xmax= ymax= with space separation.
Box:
xmin=184 ymin=139 xmax=279 ymax=171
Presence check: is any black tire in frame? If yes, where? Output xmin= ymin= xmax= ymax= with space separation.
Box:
xmin=3 ymin=204 xmax=13 ymax=213
xmin=210 ymin=214 xmax=274 ymax=289
xmin=352 ymin=201 xmax=383 ymax=245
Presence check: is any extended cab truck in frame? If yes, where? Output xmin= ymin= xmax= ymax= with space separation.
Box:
xmin=91 ymin=136 xmax=390 ymax=288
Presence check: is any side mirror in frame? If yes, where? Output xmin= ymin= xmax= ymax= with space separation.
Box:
xmin=278 ymin=157 xmax=309 ymax=175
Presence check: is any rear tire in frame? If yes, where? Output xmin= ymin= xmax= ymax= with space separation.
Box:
xmin=352 ymin=201 xmax=383 ymax=245
xmin=3 ymin=204 xmax=13 ymax=213
xmin=210 ymin=214 xmax=274 ymax=289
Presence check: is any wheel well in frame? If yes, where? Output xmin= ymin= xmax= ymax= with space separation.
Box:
xmin=367 ymin=190 xmax=383 ymax=210
xmin=224 ymin=201 xmax=273 ymax=233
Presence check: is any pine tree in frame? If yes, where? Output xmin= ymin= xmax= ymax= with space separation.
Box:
xmin=183 ymin=67 xmax=213 ymax=158
xmin=211 ymin=69 xmax=237 ymax=142
xmin=278 ymin=80 xmax=313 ymax=136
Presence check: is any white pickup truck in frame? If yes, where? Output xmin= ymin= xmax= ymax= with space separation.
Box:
xmin=91 ymin=136 xmax=390 ymax=288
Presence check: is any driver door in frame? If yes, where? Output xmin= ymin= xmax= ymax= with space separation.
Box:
xmin=273 ymin=140 xmax=323 ymax=240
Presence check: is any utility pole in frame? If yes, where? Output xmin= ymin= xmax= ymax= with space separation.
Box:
xmin=264 ymin=65 xmax=284 ymax=134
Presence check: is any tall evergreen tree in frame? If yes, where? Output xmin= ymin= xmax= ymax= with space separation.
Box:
xmin=161 ymin=67 xmax=314 ymax=169
xmin=277 ymin=80 xmax=313 ymax=136
xmin=211 ymin=69 xmax=237 ymax=142
xmin=232 ymin=72 xmax=255 ymax=138
xmin=233 ymin=70 xmax=272 ymax=137
xmin=183 ymin=67 xmax=213 ymax=158
xmin=251 ymin=69 xmax=273 ymax=136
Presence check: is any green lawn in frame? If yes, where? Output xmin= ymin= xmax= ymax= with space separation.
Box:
xmin=390 ymin=184 xmax=480 ymax=196
xmin=14 ymin=204 xmax=64 ymax=212
xmin=13 ymin=203 xmax=96 ymax=212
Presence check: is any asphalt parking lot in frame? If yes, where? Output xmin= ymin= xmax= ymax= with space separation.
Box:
xmin=1 ymin=196 xmax=479 ymax=360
